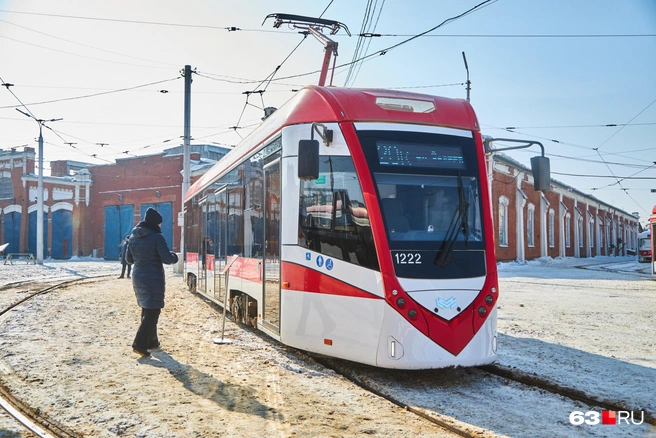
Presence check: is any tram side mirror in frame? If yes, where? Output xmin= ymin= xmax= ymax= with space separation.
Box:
xmin=298 ymin=139 xmax=320 ymax=180
xmin=530 ymin=155 xmax=551 ymax=192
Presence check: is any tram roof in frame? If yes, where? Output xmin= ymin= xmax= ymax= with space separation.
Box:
xmin=185 ymin=86 xmax=479 ymax=202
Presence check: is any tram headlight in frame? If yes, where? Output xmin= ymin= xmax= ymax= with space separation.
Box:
xmin=491 ymin=287 xmax=497 ymax=294
xmin=396 ymin=297 xmax=405 ymax=307
xmin=408 ymin=309 xmax=417 ymax=319
xmin=485 ymin=295 xmax=494 ymax=305
xmin=478 ymin=306 xmax=487 ymax=316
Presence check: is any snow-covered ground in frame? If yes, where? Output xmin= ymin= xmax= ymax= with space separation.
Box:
xmin=0 ymin=256 xmax=120 ymax=283
xmin=0 ymin=255 xmax=654 ymax=437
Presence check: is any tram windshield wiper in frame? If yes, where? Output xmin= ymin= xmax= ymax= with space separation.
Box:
xmin=434 ymin=172 xmax=469 ymax=267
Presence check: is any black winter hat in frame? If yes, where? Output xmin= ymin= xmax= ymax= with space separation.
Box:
xmin=144 ymin=207 xmax=163 ymax=225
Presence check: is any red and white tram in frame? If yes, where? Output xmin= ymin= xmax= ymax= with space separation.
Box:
xmin=183 ymin=85 xmax=548 ymax=369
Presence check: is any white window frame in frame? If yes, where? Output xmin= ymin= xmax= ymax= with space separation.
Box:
xmin=589 ymin=217 xmax=594 ymax=249
xmin=597 ymin=218 xmax=602 ymax=251
xmin=499 ymin=196 xmax=509 ymax=247
xmin=527 ymin=203 xmax=535 ymax=247
xmin=548 ymin=209 xmax=555 ymax=248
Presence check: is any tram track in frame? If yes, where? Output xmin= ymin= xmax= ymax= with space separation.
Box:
xmin=307 ymin=354 xmax=490 ymax=438
xmin=478 ymin=364 xmax=656 ymax=426
xmin=573 ymin=260 xmax=653 ymax=278
xmin=199 ymin=288 xmax=655 ymax=436
xmin=195 ymin=290 xmax=489 ymax=437
xmin=0 ymin=275 xmax=113 ymax=438
xmin=308 ymin=354 xmax=656 ymax=436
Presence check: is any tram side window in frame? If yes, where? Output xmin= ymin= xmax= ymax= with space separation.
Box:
xmin=244 ymin=159 xmax=264 ymax=259
xmin=185 ymin=199 xmax=200 ymax=254
xmin=298 ymin=156 xmax=379 ymax=271
xmin=225 ymin=168 xmax=244 ymax=257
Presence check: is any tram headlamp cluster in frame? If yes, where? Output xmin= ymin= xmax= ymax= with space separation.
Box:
xmin=485 ymin=295 xmax=494 ymax=305
xmin=478 ymin=306 xmax=487 ymax=316
xmin=408 ymin=309 xmax=417 ymax=319
xmin=396 ymin=297 xmax=405 ymax=307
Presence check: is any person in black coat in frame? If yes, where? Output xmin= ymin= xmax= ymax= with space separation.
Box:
xmin=118 ymin=235 xmax=131 ymax=279
xmin=126 ymin=208 xmax=178 ymax=357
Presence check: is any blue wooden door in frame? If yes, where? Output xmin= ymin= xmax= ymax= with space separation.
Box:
xmin=4 ymin=211 xmax=21 ymax=254
xmin=104 ymin=205 xmax=134 ymax=260
xmin=28 ymin=210 xmax=49 ymax=258
xmin=51 ymin=209 xmax=73 ymax=259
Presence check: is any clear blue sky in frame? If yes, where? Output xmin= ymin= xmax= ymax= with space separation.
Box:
xmin=1 ymin=0 xmax=654 ymax=222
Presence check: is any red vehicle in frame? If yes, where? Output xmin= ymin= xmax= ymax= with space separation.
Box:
xmin=638 ymin=229 xmax=651 ymax=263
xmin=183 ymin=84 xmax=549 ymax=369
xmin=182 ymin=14 xmax=549 ymax=369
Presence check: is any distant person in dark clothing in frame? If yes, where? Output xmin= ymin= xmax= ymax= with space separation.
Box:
xmin=127 ymin=208 xmax=178 ymax=358
xmin=118 ymin=236 xmax=131 ymax=279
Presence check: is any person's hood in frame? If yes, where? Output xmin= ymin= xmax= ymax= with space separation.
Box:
xmin=131 ymin=224 xmax=158 ymax=238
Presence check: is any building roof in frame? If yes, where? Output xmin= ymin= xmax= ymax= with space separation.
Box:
xmin=494 ymin=152 xmax=638 ymax=220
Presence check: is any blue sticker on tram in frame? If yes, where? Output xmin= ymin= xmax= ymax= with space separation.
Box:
xmin=316 ymin=255 xmax=324 ymax=267
xmin=325 ymin=259 xmax=334 ymax=270
xmin=306 ymin=252 xmax=311 ymax=261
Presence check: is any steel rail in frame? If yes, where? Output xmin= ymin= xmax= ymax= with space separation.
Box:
xmin=0 ymin=274 xmax=114 ymax=437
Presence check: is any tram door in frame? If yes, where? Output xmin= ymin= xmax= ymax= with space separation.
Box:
xmin=198 ymin=201 xmax=208 ymax=294
xmin=214 ymin=188 xmax=228 ymax=303
xmin=262 ymin=159 xmax=281 ymax=333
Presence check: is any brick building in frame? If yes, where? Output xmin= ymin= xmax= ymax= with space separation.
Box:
xmin=489 ymin=153 xmax=639 ymax=262
xmin=0 ymin=147 xmax=92 ymax=259
xmin=0 ymin=145 xmax=227 ymax=260
xmin=0 ymin=145 xmax=639 ymax=263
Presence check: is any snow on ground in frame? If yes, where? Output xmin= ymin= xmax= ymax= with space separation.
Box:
xmin=494 ymin=256 xmax=654 ymax=436
xmin=0 ymin=255 xmax=654 ymax=437
xmin=0 ymin=256 xmax=120 ymax=283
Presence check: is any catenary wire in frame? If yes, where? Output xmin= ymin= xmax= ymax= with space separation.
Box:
xmin=0 ymin=77 xmax=181 ymax=109
xmin=0 ymin=18 xmax=181 ymax=68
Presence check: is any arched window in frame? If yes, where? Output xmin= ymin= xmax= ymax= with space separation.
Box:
xmin=589 ymin=217 xmax=594 ymax=249
xmin=578 ymin=217 xmax=584 ymax=247
xmin=499 ymin=196 xmax=509 ymax=247
xmin=565 ymin=213 xmax=571 ymax=248
xmin=527 ymin=203 xmax=535 ymax=247
xmin=548 ymin=209 xmax=555 ymax=247
xmin=597 ymin=218 xmax=602 ymax=251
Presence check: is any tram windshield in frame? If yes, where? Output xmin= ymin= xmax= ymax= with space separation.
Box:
xmin=375 ymin=172 xmax=482 ymax=243
xmin=358 ymin=129 xmax=485 ymax=254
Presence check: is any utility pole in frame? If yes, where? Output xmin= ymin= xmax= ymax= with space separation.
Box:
xmin=16 ymin=108 xmax=62 ymax=264
xmin=181 ymin=65 xmax=192 ymax=258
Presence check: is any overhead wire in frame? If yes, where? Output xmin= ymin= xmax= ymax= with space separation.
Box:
xmin=0 ymin=9 xmax=293 ymax=33
xmin=344 ymin=0 xmax=374 ymax=87
xmin=319 ymin=1 xmax=334 ymax=18
xmin=0 ymin=35 xmax=174 ymax=70
xmin=0 ymin=18 xmax=181 ymax=68
xmin=4 ymin=9 xmax=652 ymax=39
xmin=347 ymin=0 xmax=386 ymax=87
xmin=230 ymin=31 xmax=310 ymax=133
xmin=0 ymin=77 xmax=181 ymax=110
xmin=359 ymin=33 xmax=656 ymax=38
xmin=2 ymin=73 xmax=146 ymax=164
xmin=503 ymin=122 xmax=656 ymax=129
xmin=591 ymin=148 xmax=645 ymax=213
xmin=268 ymin=0 xmax=498 ymax=83
xmin=595 ymin=97 xmax=656 ymax=150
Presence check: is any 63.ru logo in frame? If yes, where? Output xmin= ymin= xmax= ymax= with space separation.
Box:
xmin=569 ymin=411 xmax=644 ymax=425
